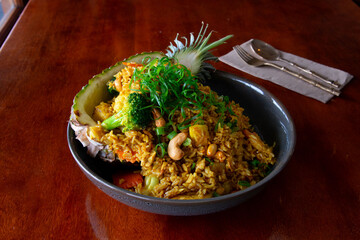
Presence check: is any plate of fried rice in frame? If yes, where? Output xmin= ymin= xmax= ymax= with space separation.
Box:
xmin=68 ymin=66 xmax=295 ymax=215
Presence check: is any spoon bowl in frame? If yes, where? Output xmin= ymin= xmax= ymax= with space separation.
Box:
xmin=250 ymin=39 xmax=280 ymax=61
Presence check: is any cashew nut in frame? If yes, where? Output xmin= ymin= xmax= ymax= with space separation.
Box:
xmin=168 ymin=132 xmax=187 ymax=160
xmin=206 ymin=144 xmax=218 ymax=157
xmin=114 ymin=78 xmax=122 ymax=92
xmin=152 ymin=109 xmax=166 ymax=127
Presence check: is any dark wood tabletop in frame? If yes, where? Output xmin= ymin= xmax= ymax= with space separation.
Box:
xmin=1 ymin=0 xmax=360 ymax=239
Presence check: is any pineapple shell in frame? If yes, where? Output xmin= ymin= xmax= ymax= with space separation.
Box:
xmin=69 ymin=52 xmax=164 ymax=161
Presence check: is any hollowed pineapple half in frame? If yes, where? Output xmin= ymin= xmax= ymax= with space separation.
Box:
xmin=69 ymin=23 xmax=232 ymax=162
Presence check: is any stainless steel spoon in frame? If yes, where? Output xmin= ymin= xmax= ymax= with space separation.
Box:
xmin=250 ymin=39 xmax=340 ymax=88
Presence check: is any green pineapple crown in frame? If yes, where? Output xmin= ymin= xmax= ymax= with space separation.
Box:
xmin=165 ymin=22 xmax=233 ymax=80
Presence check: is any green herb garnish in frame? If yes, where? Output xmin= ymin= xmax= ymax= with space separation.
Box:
xmin=212 ymin=192 xmax=220 ymax=197
xmin=155 ymin=142 xmax=167 ymax=158
xmin=250 ymin=159 xmax=260 ymax=168
xmin=259 ymin=163 xmax=272 ymax=176
xmin=238 ymin=180 xmax=251 ymax=187
xmin=167 ymin=130 xmax=177 ymax=140
xmin=191 ymin=162 xmax=196 ymax=170
xmin=183 ymin=138 xmax=192 ymax=146
xmin=226 ymin=119 xmax=239 ymax=132
xmin=132 ymin=56 xmax=234 ymax=131
xmin=205 ymin=157 xmax=214 ymax=165
xmin=155 ymin=126 xmax=166 ymax=136
xmin=134 ymin=57 xmax=205 ymax=124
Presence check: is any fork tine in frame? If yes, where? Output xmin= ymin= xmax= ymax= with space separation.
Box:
xmin=233 ymin=46 xmax=246 ymax=60
xmin=234 ymin=45 xmax=251 ymax=62
xmin=238 ymin=46 xmax=253 ymax=60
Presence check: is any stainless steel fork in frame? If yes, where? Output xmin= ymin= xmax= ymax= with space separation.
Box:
xmin=233 ymin=45 xmax=341 ymax=96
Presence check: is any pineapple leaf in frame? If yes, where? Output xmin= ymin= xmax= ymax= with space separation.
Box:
xmin=165 ymin=22 xmax=233 ymax=79
xmin=181 ymin=36 xmax=188 ymax=48
xmin=174 ymin=34 xmax=185 ymax=50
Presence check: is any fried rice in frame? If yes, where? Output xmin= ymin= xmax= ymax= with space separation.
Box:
xmin=88 ymin=64 xmax=276 ymax=199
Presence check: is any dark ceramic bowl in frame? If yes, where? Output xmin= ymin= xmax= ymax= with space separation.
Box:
xmin=67 ymin=70 xmax=296 ymax=216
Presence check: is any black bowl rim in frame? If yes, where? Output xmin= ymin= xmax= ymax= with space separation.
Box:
xmin=67 ymin=70 xmax=296 ymax=205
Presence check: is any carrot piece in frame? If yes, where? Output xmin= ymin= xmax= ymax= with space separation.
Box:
xmin=116 ymin=150 xmax=138 ymax=163
xmin=243 ymin=129 xmax=252 ymax=138
xmin=113 ymin=172 xmax=144 ymax=189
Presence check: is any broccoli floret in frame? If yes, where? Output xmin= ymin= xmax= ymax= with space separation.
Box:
xmin=101 ymin=93 xmax=152 ymax=132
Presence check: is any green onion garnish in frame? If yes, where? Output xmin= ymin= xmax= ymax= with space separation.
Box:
xmin=191 ymin=162 xmax=196 ymax=170
xmin=183 ymin=138 xmax=192 ymax=146
xmin=259 ymin=163 xmax=272 ymax=176
xmin=250 ymin=159 xmax=260 ymax=168
xmin=212 ymin=192 xmax=220 ymax=197
xmin=155 ymin=143 xmax=167 ymax=158
xmin=155 ymin=126 xmax=166 ymax=136
xmin=205 ymin=157 xmax=214 ymax=165
xmin=167 ymin=131 xmax=177 ymax=140
xmin=238 ymin=181 xmax=251 ymax=187
xmin=131 ymin=56 xmax=235 ymax=131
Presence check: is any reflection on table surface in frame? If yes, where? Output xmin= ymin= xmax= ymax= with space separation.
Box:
xmin=0 ymin=0 xmax=359 ymax=239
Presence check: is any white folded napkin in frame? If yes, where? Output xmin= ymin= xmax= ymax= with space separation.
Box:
xmin=219 ymin=39 xmax=353 ymax=103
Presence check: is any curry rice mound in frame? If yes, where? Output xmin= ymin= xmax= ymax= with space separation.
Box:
xmin=88 ymin=64 xmax=276 ymax=199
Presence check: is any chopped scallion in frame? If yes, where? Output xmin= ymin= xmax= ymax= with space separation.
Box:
xmin=238 ymin=181 xmax=251 ymax=187
xmin=212 ymin=192 xmax=220 ymax=197
xmin=155 ymin=126 xmax=166 ymax=136
xmin=250 ymin=159 xmax=260 ymax=168
xmin=205 ymin=157 xmax=214 ymax=165
xmin=183 ymin=138 xmax=192 ymax=146
xmin=131 ymin=56 xmax=236 ymax=132
xmin=155 ymin=143 xmax=167 ymax=158
xmin=167 ymin=131 xmax=177 ymax=140
xmin=191 ymin=162 xmax=196 ymax=170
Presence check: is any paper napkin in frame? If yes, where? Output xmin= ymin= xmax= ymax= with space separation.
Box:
xmin=219 ymin=39 xmax=353 ymax=103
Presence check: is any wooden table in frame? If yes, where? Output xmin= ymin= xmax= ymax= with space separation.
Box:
xmin=1 ymin=0 xmax=359 ymax=239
